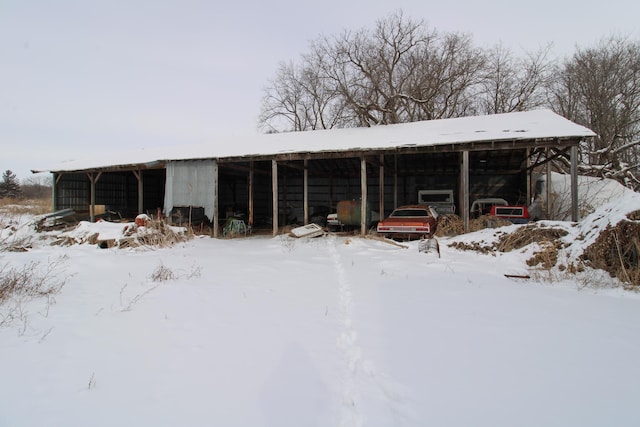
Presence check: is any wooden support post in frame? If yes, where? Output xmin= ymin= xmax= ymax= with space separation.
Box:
xmin=379 ymin=154 xmax=384 ymax=219
xmin=52 ymin=173 xmax=60 ymax=212
xmin=461 ymin=151 xmax=470 ymax=232
xmin=87 ymin=172 xmax=101 ymax=222
xmin=303 ymin=159 xmax=309 ymax=225
xmin=213 ymin=160 xmax=219 ymax=238
xmin=272 ymin=160 xmax=278 ymax=236
xmin=570 ymin=145 xmax=579 ymax=222
xmin=329 ymin=174 xmax=334 ymax=212
xmin=360 ymin=157 xmax=367 ymax=236
xmin=546 ymin=147 xmax=551 ymax=219
xmin=525 ymin=148 xmax=531 ymax=205
xmin=248 ymin=161 xmax=254 ymax=230
xmin=132 ymin=170 xmax=143 ymax=215
xmin=393 ymin=155 xmax=398 ymax=209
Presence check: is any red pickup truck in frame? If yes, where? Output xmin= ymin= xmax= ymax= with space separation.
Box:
xmin=489 ymin=205 xmax=531 ymax=224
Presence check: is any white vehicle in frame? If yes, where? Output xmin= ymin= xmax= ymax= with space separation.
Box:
xmin=417 ymin=189 xmax=455 ymax=214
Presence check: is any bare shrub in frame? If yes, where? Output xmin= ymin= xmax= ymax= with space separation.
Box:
xmin=150 ymin=263 xmax=176 ymax=282
xmin=0 ymin=257 xmax=68 ymax=304
xmin=0 ymin=256 xmax=70 ymax=328
xmin=149 ymin=262 xmax=201 ymax=283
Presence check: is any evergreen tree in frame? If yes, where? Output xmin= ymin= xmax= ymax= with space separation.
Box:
xmin=0 ymin=170 xmax=22 ymax=199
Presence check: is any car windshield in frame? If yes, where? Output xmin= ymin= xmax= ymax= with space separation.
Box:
xmin=390 ymin=209 xmax=430 ymax=217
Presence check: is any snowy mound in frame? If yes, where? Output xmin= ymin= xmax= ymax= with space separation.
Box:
xmin=447 ymin=176 xmax=640 ymax=287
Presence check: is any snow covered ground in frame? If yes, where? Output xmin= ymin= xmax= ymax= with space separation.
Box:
xmin=2 ymin=181 xmax=640 ymax=427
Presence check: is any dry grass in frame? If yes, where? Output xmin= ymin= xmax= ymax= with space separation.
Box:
xmin=1 ymin=198 xmax=53 ymax=252
xmin=0 ymin=197 xmax=51 ymax=216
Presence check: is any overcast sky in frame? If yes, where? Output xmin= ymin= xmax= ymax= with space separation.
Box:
xmin=2 ymin=0 xmax=639 ymax=181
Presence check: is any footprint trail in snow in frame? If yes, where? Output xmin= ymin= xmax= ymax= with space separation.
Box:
xmin=328 ymin=236 xmax=414 ymax=426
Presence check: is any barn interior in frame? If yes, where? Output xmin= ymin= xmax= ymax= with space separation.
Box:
xmin=51 ymin=147 xmax=533 ymax=233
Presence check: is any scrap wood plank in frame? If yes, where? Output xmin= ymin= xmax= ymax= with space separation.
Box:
xmin=504 ymin=274 xmax=531 ymax=279
xmin=365 ymin=235 xmax=409 ymax=249
xmin=290 ymin=223 xmax=324 ymax=238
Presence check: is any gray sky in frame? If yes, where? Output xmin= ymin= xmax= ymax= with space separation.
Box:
xmin=2 ymin=0 xmax=639 ymax=181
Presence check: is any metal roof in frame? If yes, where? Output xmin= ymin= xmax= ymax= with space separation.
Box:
xmin=35 ymin=109 xmax=595 ymax=174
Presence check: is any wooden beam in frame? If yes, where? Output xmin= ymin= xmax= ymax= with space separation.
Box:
xmin=219 ymin=162 xmax=270 ymax=176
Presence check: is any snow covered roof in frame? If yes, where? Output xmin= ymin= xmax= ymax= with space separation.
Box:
xmin=37 ymin=109 xmax=595 ymax=173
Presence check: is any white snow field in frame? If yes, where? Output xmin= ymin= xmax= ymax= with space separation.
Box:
xmin=1 ymin=180 xmax=640 ymax=426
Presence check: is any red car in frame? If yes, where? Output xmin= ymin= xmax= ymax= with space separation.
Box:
xmin=377 ymin=205 xmax=438 ymax=240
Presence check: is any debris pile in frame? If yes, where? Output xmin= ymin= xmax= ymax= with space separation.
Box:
xmin=582 ymin=214 xmax=640 ymax=287
xmin=449 ymin=224 xmax=572 ymax=275
xmin=494 ymin=225 xmax=568 ymax=252
xmin=469 ymin=215 xmax=513 ymax=232
xmin=435 ymin=214 xmax=463 ymax=237
xmin=435 ymin=214 xmax=516 ymax=237
xmin=52 ymin=214 xmax=190 ymax=249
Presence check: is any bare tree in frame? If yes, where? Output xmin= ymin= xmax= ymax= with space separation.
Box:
xmin=260 ymin=11 xmax=484 ymax=131
xmin=21 ymin=176 xmax=52 ymax=200
xmin=259 ymin=59 xmax=347 ymax=132
xmin=550 ymin=36 xmax=640 ymax=189
xmin=478 ymin=43 xmax=552 ymax=114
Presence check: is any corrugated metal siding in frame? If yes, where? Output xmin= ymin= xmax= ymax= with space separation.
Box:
xmin=57 ymin=174 xmax=89 ymax=212
xmin=164 ymin=160 xmax=216 ymax=221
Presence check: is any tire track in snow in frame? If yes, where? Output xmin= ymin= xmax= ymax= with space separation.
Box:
xmin=328 ymin=236 xmax=413 ymax=426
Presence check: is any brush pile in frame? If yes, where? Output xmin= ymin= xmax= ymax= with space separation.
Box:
xmin=52 ymin=214 xmax=191 ymax=249
xmin=581 ymin=210 xmax=640 ymax=286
